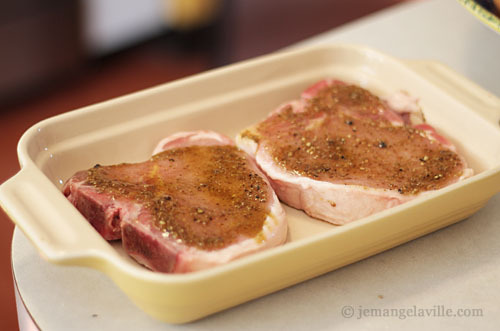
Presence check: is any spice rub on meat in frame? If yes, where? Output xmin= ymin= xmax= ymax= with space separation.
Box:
xmin=237 ymin=79 xmax=473 ymax=224
xmin=63 ymin=131 xmax=287 ymax=273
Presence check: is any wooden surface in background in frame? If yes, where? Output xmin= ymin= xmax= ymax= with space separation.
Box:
xmin=0 ymin=1 xmax=407 ymax=329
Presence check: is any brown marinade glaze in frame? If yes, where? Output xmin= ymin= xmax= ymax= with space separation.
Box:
xmin=85 ymin=145 xmax=269 ymax=250
xmin=254 ymin=84 xmax=465 ymax=195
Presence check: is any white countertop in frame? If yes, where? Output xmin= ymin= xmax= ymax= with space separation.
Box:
xmin=12 ymin=0 xmax=500 ymax=330
xmin=298 ymin=0 xmax=500 ymax=96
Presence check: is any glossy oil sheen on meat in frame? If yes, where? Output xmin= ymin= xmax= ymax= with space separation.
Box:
xmin=63 ymin=131 xmax=287 ymax=273
xmin=86 ymin=145 xmax=269 ymax=250
xmin=237 ymin=80 xmax=473 ymax=224
xmin=248 ymin=84 xmax=465 ymax=194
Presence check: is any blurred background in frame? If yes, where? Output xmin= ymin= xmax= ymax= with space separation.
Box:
xmin=0 ymin=0 xmax=416 ymax=329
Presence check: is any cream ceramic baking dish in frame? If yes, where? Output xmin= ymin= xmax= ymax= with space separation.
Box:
xmin=1 ymin=44 xmax=500 ymax=323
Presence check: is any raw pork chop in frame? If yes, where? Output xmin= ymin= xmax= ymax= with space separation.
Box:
xmin=237 ymin=79 xmax=473 ymax=224
xmin=63 ymin=131 xmax=287 ymax=273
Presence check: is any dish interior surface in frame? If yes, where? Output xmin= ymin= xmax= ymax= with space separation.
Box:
xmin=7 ymin=45 xmax=500 ymax=322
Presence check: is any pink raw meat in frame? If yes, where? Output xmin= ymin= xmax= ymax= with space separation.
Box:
xmin=237 ymin=79 xmax=473 ymax=224
xmin=63 ymin=131 xmax=287 ymax=273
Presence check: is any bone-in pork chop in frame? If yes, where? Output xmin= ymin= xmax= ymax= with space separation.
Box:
xmin=63 ymin=131 xmax=287 ymax=273
xmin=237 ymin=80 xmax=473 ymax=224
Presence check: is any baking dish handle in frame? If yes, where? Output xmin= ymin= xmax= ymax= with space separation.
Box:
xmin=404 ymin=60 xmax=500 ymax=127
xmin=0 ymin=168 xmax=116 ymax=265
